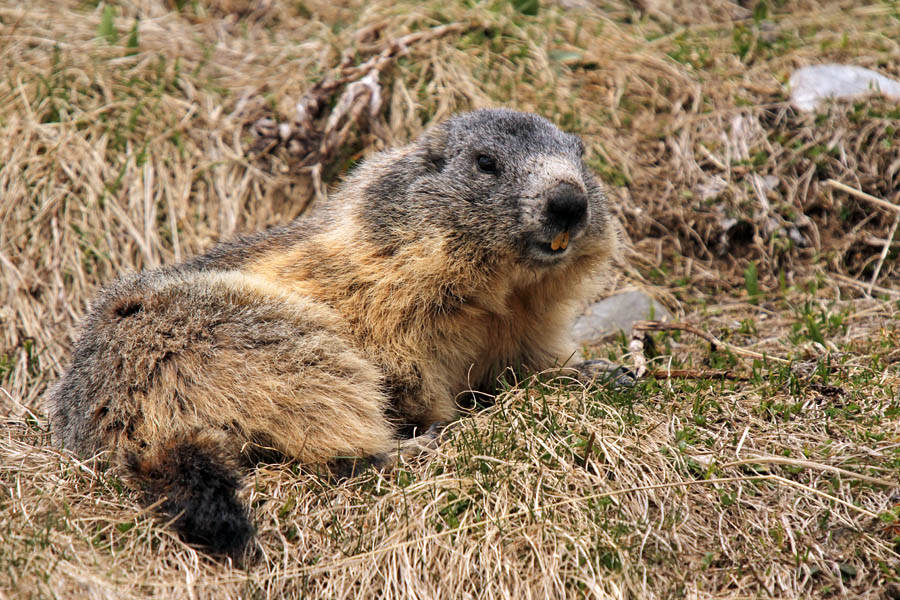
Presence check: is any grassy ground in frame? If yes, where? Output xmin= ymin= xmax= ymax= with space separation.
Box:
xmin=2 ymin=0 xmax=900 ymax=598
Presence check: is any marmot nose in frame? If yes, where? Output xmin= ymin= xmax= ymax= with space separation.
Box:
xmin=545 ymin=183 xmax=588 ymax=232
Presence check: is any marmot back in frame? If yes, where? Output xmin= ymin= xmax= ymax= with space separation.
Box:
xmin=47 ymin=108 xmax=617 ymax=558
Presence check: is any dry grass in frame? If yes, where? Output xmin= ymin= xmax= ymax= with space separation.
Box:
xmin=2 ymin=0 xmax=900 ymax=598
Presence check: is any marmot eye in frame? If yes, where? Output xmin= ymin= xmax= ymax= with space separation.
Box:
xmin=476 ymin=154 xmax=498 ymax=174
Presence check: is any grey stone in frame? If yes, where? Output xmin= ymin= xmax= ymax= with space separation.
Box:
xmin=789 ymin=65 xmax=900 ymax=112
xmin=572 ymin=291 xmax=671 ymax=344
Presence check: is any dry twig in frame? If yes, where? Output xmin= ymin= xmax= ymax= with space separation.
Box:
xmin=826 ymin=179 xmax=900 ymax=214
xmin=646 ymin=368 xmax=749 ymax=381
xmin=633 ymin=320 xmax=791 ymax=364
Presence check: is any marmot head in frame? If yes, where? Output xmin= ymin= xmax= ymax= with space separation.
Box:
xmin=355 ymin=108 xmax=611 ymax=269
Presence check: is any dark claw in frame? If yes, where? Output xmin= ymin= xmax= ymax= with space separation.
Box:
xmin=402 ymin=421 xmax=445 ymax=455
xmin=424 ymin=421 xmax=446 ymax=439
xmin=573 ymin=359 xmax=636 ymax=388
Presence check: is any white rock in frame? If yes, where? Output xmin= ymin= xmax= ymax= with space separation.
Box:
xmin=789 ymin=64 xmax=900 ymax=112
xmin=572 ymin=291 xmax=672 ymax=345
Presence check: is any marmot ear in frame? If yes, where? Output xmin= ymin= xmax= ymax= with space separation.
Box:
xmin=420 ymin=127 xmax=449 ymax=174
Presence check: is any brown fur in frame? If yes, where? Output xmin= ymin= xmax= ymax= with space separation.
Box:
xmin=47 ymin=109 xmax=617 ymax=556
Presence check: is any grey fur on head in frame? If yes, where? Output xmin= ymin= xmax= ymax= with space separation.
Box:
xmin=356 ymin=108 xmax=609 ymax=268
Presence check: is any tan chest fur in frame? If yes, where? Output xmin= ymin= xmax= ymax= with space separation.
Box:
xmin=243 ymin=219 xmax=609 ymax=424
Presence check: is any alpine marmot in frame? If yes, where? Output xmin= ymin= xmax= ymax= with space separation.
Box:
xmin=47 ymin=108 xmax=618 ymax=557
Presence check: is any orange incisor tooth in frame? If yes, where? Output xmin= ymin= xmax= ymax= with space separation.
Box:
xmin=551 ymin=233 xmax=563 ymax=251
xmin=550 ymin=232 xmax=569 ymax=251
